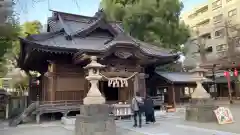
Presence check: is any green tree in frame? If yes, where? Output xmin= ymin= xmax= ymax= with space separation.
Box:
xmin=21 ymin=20 xmax=42 ymax=37
xmin=2 ymin=20 xmax=42 ymax=90
xmin=100 ymin=0 xmax=190 ymax=51
xmin=7 ymin=20 xmax=43 ymax=66
xmin=0 ymin=13 xmax=21 ymax=76
xmin=0 ymin=22 xmax=20 ymax=62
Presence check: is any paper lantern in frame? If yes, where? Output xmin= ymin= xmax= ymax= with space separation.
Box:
xmin=224 ymin=71 xmax=229 ymax=77
xmin=234 ymin=68 xmax=238 ymax=77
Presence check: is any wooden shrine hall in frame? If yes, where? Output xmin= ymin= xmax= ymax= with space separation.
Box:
xmin=18 ymin=10 xmax=178 ymax=108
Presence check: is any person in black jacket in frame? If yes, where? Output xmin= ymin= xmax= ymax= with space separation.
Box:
xmin=144 ymin=95 xmax=156 ymax=124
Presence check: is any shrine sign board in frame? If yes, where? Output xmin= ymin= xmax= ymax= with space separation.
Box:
xmin=214 ymin=107 xmax=234 ymax=124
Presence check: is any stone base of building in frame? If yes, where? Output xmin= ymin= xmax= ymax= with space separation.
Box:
xmin=185 ymin=98 xmax=218 ymax=122
xmin=75 ymin=104 xmax=116 ymax=135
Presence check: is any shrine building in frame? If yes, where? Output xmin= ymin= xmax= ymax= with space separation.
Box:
xmin=18 ymin=10 xmax=178 ymax=108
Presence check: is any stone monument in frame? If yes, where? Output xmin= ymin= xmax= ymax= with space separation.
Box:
xmin=75 ymin=56 xmax=116 ymax=135
xmin=185 ymin=64 xmax=218 ymax=122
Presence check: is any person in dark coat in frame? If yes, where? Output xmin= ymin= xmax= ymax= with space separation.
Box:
xmin=144 ymin=95 xmax=156 ymax=124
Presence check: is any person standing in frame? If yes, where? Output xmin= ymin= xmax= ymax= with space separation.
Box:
xmin=131 ymin=92 xmax=144 ymax=128
xmin=144 ymin=95 xmax=155 ymax=124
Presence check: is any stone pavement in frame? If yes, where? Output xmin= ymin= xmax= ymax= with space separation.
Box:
xmin=1 ymin=105 xmax=240 ymax=135
xmin=0 ymin=121 xmax=142 ymax=135
xmin=116 ymin=115 xmax=240 ymax=135
xmin=115 ymin=105 xmax=240 ymax=135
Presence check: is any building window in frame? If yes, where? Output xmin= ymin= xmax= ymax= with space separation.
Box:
xmin=213 ymin=14 xmax=223 ymax=23
xmin=217 ymin=51 xmax=227 ymax=57
xmin=216 ymin=44 xmax=227 ymax=52
xmin=184 ymin=87 xmax=194 ymax=95
xmin=196 ymin=19 xmax=210 ymax=27
xmin=212 ymin=0 xmax=222 ymax=10
xmin=188 ymin=13 xmax=197 ymax=19
xmin=188 ymin=6 xmax=208 ymax=19
xmin=196 ymin=5 xmax=209 ymax=14
xmin=215 ymin=29 xmax=225 ymax=37
xmin=236 ymin=38 xmax=240 ymax=47
xmin=201 ymin=33 xmax=211 ymax=39
xmin=228 ymin=9 xmax=237 ymax=17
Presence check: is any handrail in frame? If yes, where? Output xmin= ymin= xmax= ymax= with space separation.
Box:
xmin=32 ymin=100 xmax=133 ymax=110
xmin=31 ymin=100 xmax=82 ymax=105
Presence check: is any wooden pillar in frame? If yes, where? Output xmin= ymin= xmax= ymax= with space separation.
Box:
xmin=48 ymin=62 xmax=57 ymax=101
xmin=133 ymin=74 xmax=139 ymax=95
xmin=119 ymin=87 xmax=128 ymax=102
xmin=5 ymin=103 xmax=9 ymax=119
xmin=172 ymin=84 xmax=176 ymax=108
xmin=128 ymin=80 xmax=134 ymax=101
xmin=139 ymin=73 xmax=147 ymax=97
xmin=134 ymin=73 xmax=147 ymax=97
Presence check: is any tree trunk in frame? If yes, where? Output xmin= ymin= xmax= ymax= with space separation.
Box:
xmin=199 ymin=48 xmax=207 ymax=63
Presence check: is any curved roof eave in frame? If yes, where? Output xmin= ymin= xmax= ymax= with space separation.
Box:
xmin=20 ymin=34 xmax=179 ymax=63
xmin=74 ymin=42 xmax=179 ymax=60
xmin=20 ymin=38 xmax=78 ymax=54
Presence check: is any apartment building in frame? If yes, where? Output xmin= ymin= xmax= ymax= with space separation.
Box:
xmin=182 ymin=0 xmax=240 ymax=68
xmin=0 ymin=0 xmax=13 ymax=24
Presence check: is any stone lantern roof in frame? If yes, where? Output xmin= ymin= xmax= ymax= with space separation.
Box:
xmin=189 ymin=64 xmax=209 ymax=81
xmin=84 ymin=56 xmax=106 ymax=69
xmin=189 ymin=64 xmax=208 ymax=73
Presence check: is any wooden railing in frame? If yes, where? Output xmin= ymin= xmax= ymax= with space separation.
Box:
xmin=33 ymin=100 xmax=120 ymax=106
xmin=32 ymin=100 xmax=133 ymax=119
xmin=36 ymin=100 xmax=82 ymax=109
xmin=9 ymin=102 xmax=37 ymax=127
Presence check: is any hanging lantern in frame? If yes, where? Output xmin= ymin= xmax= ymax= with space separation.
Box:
xmin=224 ymin=71 xmax=229 ymax=77
xmin=234 ymin=68 xmax=238 ymax=77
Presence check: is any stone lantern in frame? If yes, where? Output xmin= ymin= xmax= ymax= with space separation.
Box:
xmin=189 ymin=64 xmax=210 ymax=99
xmin=83 ymin=56 xmax=106 ymax=105
xmin=185 ymin=64 xmax=217 ymax=122
xmin=75 ymin=56 xmax=116 ymax=135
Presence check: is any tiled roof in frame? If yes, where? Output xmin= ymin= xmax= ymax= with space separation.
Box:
xmin=22 ymin=10 xmax=179 ymax=58
xmin=215 ymin=76 xmax=235 ymax=83
xmin=26 ymin=32 xmax=112 ymax=51
xmin=156 ymin=72 xmax=212 ymax=83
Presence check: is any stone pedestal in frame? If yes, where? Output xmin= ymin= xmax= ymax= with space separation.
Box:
xmin=75 ymin=104 xmax=116 ymax=135
xmin=185 ymin=98 xmax=218 ymax=122
xmin=185 ymin=64 xmax=218 ymax=123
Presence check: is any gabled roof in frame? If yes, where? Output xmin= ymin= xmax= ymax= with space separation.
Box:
xmin=19 ymin=10 xmax=179 ymax=71
xmin=21 ymin=10 xmax=178 ymax=58
xmin=156 ymin=72 xmax=212 ymax=83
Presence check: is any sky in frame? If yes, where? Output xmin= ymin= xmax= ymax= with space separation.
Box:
xmin=15 ymin=0 xmax=209 ymax=24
